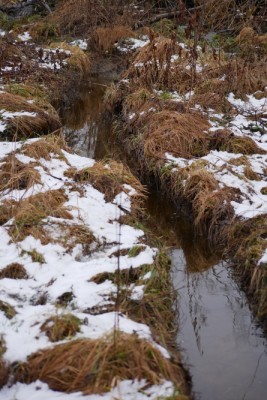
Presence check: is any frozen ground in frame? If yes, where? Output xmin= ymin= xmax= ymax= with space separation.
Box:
xmin=0 ymin=138 xmax=174 ymax=399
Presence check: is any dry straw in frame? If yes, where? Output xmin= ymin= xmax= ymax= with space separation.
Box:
xmin=14 ymin=332 xmax=185 ymax=394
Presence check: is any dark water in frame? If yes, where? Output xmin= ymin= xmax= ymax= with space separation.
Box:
xmin=63 ymin=75 xmax=267 ymax=400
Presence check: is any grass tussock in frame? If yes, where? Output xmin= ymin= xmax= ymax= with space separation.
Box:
xmin=22 ymin=134 xmax=69 ymax=161
xmin=0 ymin=358 xmax=9 ymax=389
xmin=49 ymin=0 xmax=134 ymax=36
xmin=14 ymin=331 xmax=185 ymax=394
xmin=227 ymin=215 xmax=267 ymax=319
xmin=0 ymin=263 xmax=28 ymax=279
xmin=0 ymin=300 xmax=16 ymax=319
xmin=41 ymin=314 xmax=81 ymax=342
xmin=0 ymin=199 xmax=16 ymax=225
xmin=66 ymin=160 xmax=146 ymax=206
xmin=49 ymin=42 xmax=91 ymax=75
xmin=0 ymin=92 xmax=60 ymax=138
xmin=92 ymin=26 xmax=135 ymax=52
xmin=9 ymin=189 xmax=73 ymax=242
xmin=0 ymin=154 xmax=41 ymax=194
xmin=144 ymin=112 xmax=210 ymax=159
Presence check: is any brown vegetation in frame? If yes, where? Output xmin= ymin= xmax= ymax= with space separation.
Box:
xmin=66 ymin=160 xmax=146 ymax=208
xmin=0 ymin=92 xmax=60 ymax=138
xmin=8 ymin=189 xmax=73 ymax=242
xmin=0 ymin=154 xmax=41 ymax=193
xmin=14 ymin=332 xmax=186 ymax=395
xmin=41 ymin=314 xmax=81 ymax=342
xmin=0 ymin=358 xmax=9 ymax=389
xmin=0 ymin=263 xmax=28 ymax=279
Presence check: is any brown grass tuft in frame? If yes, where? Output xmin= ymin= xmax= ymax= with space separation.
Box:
xmin=0 ymin=92 xmax=61 ymax=138
xmin=0 ymin=263 xmax=28 ymax=279
xmin=225 ymin=136 xmax=266 ymax=155
xmin=49 ymin=43 xmax=91 ymax=75
xmin=14 ymin=332 xmax=184 ymax=394
xmin=9 ymin=189 xmax=73 ymax=242
xmin=144 ymin=112 xmax=210 ymax=159
xmin=92 ymin=26 xmax=135 ymax=52
xmin=0 ymin=300 xmax=16 ymax=319
xmin=227 ymin=214 xmax=267 ymax=318
xmin=40 ymin=314 xmax=81 ymax=342
xmin=0 ymin=154 xmax=41 ymax=194
xmin=0 ymin=358 xmax=9 ymax=389
xmin=22 ymin=134 xmax=69 ymax=161
xmin=0 ymin=199 xmax=17 ymax=225
xmin=66 ymin=160 xmax=146 ymax=205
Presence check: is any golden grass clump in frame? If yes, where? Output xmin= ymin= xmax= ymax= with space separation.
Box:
xmin=235 ymin=27 xmax=267 ymax=58
xmin=41 ymin=314 xmax=81 ymax=342
xmin=0 ymin=300 xmax=16 ymax=319
xmin=0 ymin=358 xmax=9 ymax=389
xmin=144 ymin=111 xmax=210 ymax=159
xmin=225 ymin=136 xmax=266 ymax=155
xmin=49 ymin=0 xmax=134 ymax=36
xmin=227 ymin=215 xmax=267 ymax=320
xmin=14 ymin=332 xmax=185 ymax=394
xmin=0 ymin=154 xmax=41 ymax=194
xmin=0 ymin=92 xmax=61 ymax=138
xmin=66 ymin=160 xmax=146 ymax=205
xmin=0 ymin=199 xmax=16 ymax=226
xmin=9 ymin=189 xmax=73 ymax=242
xmin=49 ymin=42 xmax=91 ymax=75
xmin=0 ymin=263 xmax=28 ymax=279
xmin=92 ymin=26 xmax=135 ymax=52
xmin=22 ymin=134 xmax=69 ymax=161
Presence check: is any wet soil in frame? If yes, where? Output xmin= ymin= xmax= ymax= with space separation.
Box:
xmin=62 ymin=73 xmax=267 ymax=400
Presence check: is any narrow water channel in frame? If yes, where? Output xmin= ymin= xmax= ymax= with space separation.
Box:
xmin=62 ymin=73 xmax=267 ymax=400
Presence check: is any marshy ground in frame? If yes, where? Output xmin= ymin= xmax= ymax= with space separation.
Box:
xmin=0 ymin=1 xmax=266 ymax=399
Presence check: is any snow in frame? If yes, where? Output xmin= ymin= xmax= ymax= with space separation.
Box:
xmin=18 ymin=31 xmax=32 ymax=42
xmin=116 ymin=36 xmax=150 ymax=53
xmin=70 ymin=39 xmax=88 ymax=50
xmin=0 ymin=138 xmax=173 ymax=398
xmin=0 ymin=380 xmax=175 ymax=400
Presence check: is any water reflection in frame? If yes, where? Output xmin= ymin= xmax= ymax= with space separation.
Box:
xmin=63 ymin=78 xmax=114 ymax=159
xmin=172 ymin=249 xmax=267 ymax=400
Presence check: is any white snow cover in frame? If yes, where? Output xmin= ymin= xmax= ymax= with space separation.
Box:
xmin=0 ymin=138 xmax=173 ymax=399
xmin=116 ymin=36 xmax=150 ymax=53
xmin=18 ymin=31 xmax=32 ymax=42
xmin=0 ymin=380 xmax=175 ymax=400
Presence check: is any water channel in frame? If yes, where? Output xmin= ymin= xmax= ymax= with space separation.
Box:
xmin=62 ymin=72 xmax=267 ymax=400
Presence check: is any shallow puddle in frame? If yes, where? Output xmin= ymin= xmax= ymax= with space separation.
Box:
xmin=63 ymin=74 xmax=267 ymax=400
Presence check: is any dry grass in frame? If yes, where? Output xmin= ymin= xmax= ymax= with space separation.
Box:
xmin=0 ymin=199 xmax=16 ymax=225
xmin=66 ymin=160 xmax=146 ymax=206
xmin=235 ymin=27 xmax=267 ymax=59
xmin=0 ymin=263 xmax=28 ymax=279
xmin=0 ymin=300 xmax=16 ymax=319
xmin=225 ymin=136 xmax=266 ymax=155
xmin=0 ymin=154 xmax=41 ymax=194
xmin=22 ymin=133 xmax=69 ymax=161
xmin=9 ymin=189 xmax=73 ymax=242
xmin=92 ymin=26 xmax=135 ymax=52
xmin=144 ymin=111 xmax=210 ymax=159
xmin=41 ymin=314 xmax=81 ymax=342
xmin=0 ymin=358 xmax=9 ymax=389
xmin=227 ymin=214 xmax=267 ymax=320
xmin=49 ymin=42 xmax=91 ymax=75
xmin=14 ymin=331 xmax=185 ymax=394
xmin=0 ymin=92 xmax=60 ymax=138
